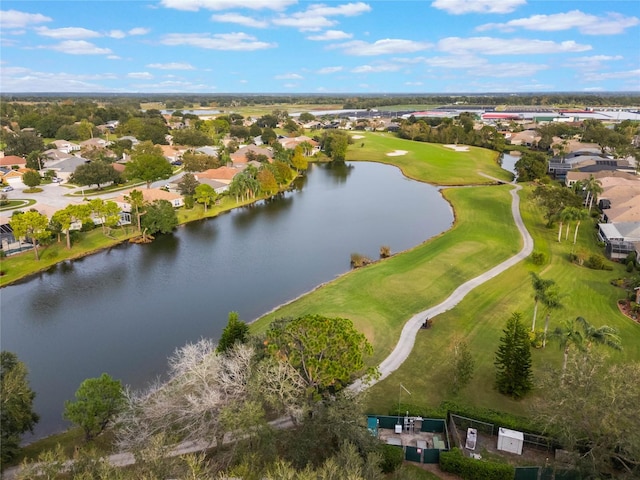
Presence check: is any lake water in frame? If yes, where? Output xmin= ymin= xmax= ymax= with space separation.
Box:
xmin=1 ymin=161 xmax=454 ymax=441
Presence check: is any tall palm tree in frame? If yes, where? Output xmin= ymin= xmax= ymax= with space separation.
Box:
xmin=572 ymin=208 xmax=590 ymax=245
xmin=530 ymin=273 xmax=555 ymax=332
xmin=541 ymin=286 xmax=563 ymax=348
xmin=584 ymin=175 xmax=603 ymax=212
xmin=550 ymin=316 xmax=622 ymax=374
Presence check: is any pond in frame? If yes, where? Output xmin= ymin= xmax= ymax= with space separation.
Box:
xmin=1 ymin=161 xmax=455 ymax=441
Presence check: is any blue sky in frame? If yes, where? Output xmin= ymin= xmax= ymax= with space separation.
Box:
xmin=1 ymin=0 xmax=639 ymax=93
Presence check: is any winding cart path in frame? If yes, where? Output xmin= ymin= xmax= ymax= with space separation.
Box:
xmin=350 ymin=180 xmax=533 ymax=392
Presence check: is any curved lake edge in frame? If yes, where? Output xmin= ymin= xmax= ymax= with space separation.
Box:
xmin=1 ymin=152 xmax=483 ymax=289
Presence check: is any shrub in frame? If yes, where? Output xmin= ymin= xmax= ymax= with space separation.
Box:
xmin=379 ymin=444 xmax=404 ymax=473
xmin=184 ymin=195 xmax=194 ymax=209
xmin=529 ymin=329 xmax=544 ymax=349
xmin=350 ymin=252 xmax=373 ymax=268
xmin=530 ymin=251 xmax=546 ymax=265
xmin=380 ymin=245 xmax=391 ymax=258
xmin=440 ymin=448 xmax=514 ymax=480
xmin=584 ymin=254 xmax=613 ymax=271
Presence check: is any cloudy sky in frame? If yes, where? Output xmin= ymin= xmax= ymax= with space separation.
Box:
xmin=1 ymin=0 xmax=638 ymax=93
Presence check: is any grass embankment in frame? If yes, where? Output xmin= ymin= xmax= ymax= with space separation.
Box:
xmin=252 ymin=184 xmax=521 ymax=365
xmin=0 ymin=228 xmax=138 ymax=286
xmin=346 ymin=131 xmax=513 ymax=185
xmin=365 ymin=186 xmax=638 ymax=416
xmin=254 ymin=132 xmax=640 ymax=417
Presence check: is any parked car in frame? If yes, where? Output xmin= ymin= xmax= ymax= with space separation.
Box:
xmin=51 ymin=177 xmax=62 ymax=183
xmin=1 ymin=185 xmax=14 ymax=192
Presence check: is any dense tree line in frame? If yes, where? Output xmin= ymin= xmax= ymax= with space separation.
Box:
xmin=396 ymin=114 xmax=506 ymax=151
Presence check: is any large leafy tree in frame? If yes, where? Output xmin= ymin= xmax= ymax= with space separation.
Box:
xmin=494 ymin=312 xmax=533 ymax=399
xmin=4 ymin=131 xmax=44 ymax=157
xmin=177 ymin=172 xmax=200 ymax=196
xmin=21 ymin=169 xmax=41 ymax=188
xmin=71 ymin=161 xmax=120 ymax=190
xmin=193 ymin=183 xmax=217 ymax=212
xmin=265 ymin=314 xmax=376 ymax=402
xmin=1 ymin=351 xmax=39 ymax=465
xmin=9 ymin=210 xmax=50 ymax=260
xmin=536 ymin=352 xmax=640 ymax=478
xmin=256 ymin=167 xmax=278 ymax=195
xmin=64 ymin=373 xmax=125 ymax=441
xmin=532 ymin=185 xmax=583 ymax=227
xmin=141 ymin=199 xmax=177 ymax=235
xmin=125 ymin=141 xmax=172 ymax=188
xmin=514 ymin=151 xmax=548 ymax=181
xmin=51 ymin=204 xmax=91 ymax=249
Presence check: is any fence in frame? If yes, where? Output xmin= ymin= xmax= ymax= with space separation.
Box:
xmin=449 ymin=413 xmax=495 ymax=436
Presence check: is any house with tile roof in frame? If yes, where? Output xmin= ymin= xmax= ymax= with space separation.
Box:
xmin=0 ymin=155 xmax=26 ymax=168
xmin=113 ymin=188 xmax=184 ymax=211
xmin=51 ymin=140 xmax=81 ymax=153
xmin=230 ymin=145 xmax=273 ymax=165
xmin=195 ymin=166 xmax=242 ymax=184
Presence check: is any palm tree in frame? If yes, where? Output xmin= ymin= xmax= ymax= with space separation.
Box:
xmin=550 ymin=316 xmax=622 ymax=374
xmin=572 ymin=208 xmax=590 ymax=245
xmin=530 ymin=273 xmax=555 ymax=332
xmin=541 ymin=286 xmax=563 ymax=348
xmin=583 ymin=175 xmax=603 ymax=212
xmin=556 ymin=207 xmax=573 ymax=243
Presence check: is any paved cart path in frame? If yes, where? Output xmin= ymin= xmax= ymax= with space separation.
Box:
xmin=349 ymin=181 xmax=532 ymax=392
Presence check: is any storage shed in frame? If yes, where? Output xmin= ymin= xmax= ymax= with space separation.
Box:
xmin=497 ymin=427 xmax=523 ymax=455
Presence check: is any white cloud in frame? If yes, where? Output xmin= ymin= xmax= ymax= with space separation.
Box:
xmin=332 ymin=39 xmax=432 ymax=56
xmin=307 ymin=30 xmax=352 ymax=41
xmin=212 ymin=13 xmax=269 ymax=28
xmin=108 ymin=30 xmax=127 ymax=39
xmin=0 ymin=67 xmax=117 ymax=92
xmin=438 ymin=36 xmax=591 ymax=55
xmin=405 ymin=81 xmax=423 ymax=86
xmin=160 ymin=0 xmax=295 ymax=11
xmin=305 ymin=2 xmax=371 ymax=17
xmin=128 ymin=27 xmax=150 ymax=36
xmin=107 ymin=55 xmax=121 ymax=60
xmin=0 ymin=9 xmax=51 ymax=29
xmin=275 ymin=73 xmax=303 ymax=79
xmin=317 ymin=66 xmax=343 ymax=74
xmin=128 ymin=72 xmax=154 ymax=79
xmin=477 ymin=10 xmax=639 ymax=35
xmin=35 ymin=26 xmax=101 ymax=39
xmin=351 ymin=63 xmax=401 ymax=73
xmin=566 ymin=55 xmax=623 ymax=71
xmin=147 ymin=62 xmax=196 ymax=70
xmin=583 ymin=69 xmax=640 ymax=82
xmin=431 ymin=0 xmax=526 ymax=15
xmin=472 ymin=62 xmax=549 ymax=78
xmin=421 ymin=55 xmax=487 ymax=68
xmin=131 ymin=80 xmax=215 ymax=92
xmin=45 ymin=40 xmax=113 ymax=55
xmin=273 ymin=15 xmax=335 ymax=30
xmin=161 ymin=32 xmax=276 ymax=51
xmin=273 ymin=2 xmax=370 ymax=32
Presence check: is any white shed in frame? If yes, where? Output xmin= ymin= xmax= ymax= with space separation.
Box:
xmin=497 ymin=427 xmax=523 ymax=455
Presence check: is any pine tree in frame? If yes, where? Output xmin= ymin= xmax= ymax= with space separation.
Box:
xmin=494 ymin=312 xmax=533 ymax=399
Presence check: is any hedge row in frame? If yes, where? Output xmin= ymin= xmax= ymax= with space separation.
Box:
xmin=440 ymin=447 xmax=515 ymax=480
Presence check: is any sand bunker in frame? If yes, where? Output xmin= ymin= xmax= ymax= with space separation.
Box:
xmin=444 ymin=144 xmax=469 ymax=152
xmin=386 ymin=150 xmax=408 ymax=156
xmin=351 ymin=134 xmax=365 ymax=139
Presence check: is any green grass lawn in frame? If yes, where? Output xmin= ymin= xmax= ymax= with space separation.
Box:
xmin=0 ymin=228 xmax=137 ymax=287
xmin=346 ymin=132 xmax=513 ymax=185
xmin=252 ymin=184 xmax=522 ymax=365
xmin=364 ymin=186 xmax=640 ymax=417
